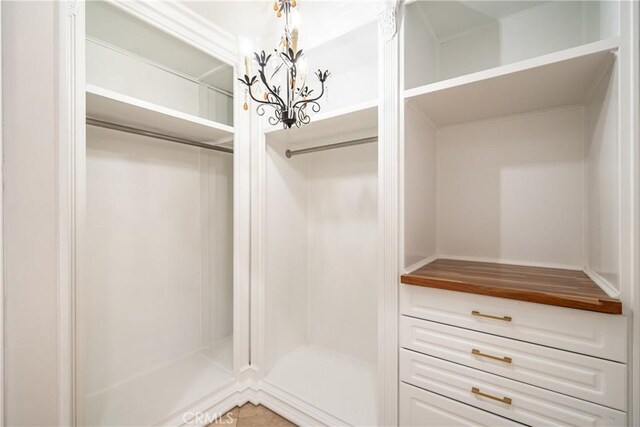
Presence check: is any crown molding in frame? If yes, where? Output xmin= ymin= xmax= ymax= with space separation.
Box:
xmin=109 ymin=0 xmax=238 ymax=65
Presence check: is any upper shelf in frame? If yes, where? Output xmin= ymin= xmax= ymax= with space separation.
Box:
xmin=404 ymin=38 xmax=619 ymax=128
xmin=86 ymin=85 xmax=234 ymax=144
xmin=265 ymin=100 xmax=378 ymax=145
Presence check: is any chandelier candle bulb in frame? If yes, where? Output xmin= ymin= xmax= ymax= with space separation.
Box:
xmin=244 ymin=56 xmax=250 ymax=77
xmin=291 ymin=28 xmax=299 ymax=55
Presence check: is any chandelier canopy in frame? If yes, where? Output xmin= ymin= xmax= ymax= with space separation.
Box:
xmin=238 ymin=0 xmax=330 ymax=129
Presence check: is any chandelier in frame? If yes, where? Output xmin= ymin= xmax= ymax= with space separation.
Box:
xmin=238 ymin=0 xmax=330 ymax=129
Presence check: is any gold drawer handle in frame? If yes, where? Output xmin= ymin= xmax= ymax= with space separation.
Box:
xmin=472 ymin=348 xmax=512 ymax=364
xmin=471 ymin=310 xmax=512 ymax=322
xmin=471 ymin=387 xmax=512 ymax=405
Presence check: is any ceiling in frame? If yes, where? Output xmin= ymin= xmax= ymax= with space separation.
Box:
xmin=180 ymin=0 xmax=386 ymax=51
xmin=411 ymin=1 xmax=547 ymax=41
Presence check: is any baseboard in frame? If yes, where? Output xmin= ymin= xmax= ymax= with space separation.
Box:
xmin=164 ymin=378 xmax=344 ymax=427
xmin=257 ymin=381 xmax=347 ymax=426
xmin=161 ymin=381 xmax=250 ymax=427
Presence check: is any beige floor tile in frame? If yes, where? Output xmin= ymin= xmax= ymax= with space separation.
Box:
xmin=213 ymin=403 xmax=296 ymax=427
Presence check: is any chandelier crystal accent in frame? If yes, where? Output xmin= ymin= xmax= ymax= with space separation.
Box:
xmin=238 ymin=0 xmax=330 ymax=129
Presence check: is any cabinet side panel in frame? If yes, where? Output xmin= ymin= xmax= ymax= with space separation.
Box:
xmin=586 ymin=60 xmax=620 ymax=292
xmin=404 ymin=105 xmax=437 ymax=269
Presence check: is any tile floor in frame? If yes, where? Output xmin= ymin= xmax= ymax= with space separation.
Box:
xmin=208 ymin=403 xmax=297 ymax=427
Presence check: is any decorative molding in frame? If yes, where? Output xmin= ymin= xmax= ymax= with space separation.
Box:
xmin=378 ymin=3 xmax=401 ymax=423
xmin=378 ymin=3 xmax=398 ymax=42
xmin=57 ymin=1 xmax=86 ymax=426
xmin=109 ymin=0 xmax=237 ymax=65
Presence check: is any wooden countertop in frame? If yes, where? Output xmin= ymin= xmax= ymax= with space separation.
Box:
xmin=401 ymin=259 xmax=622 ymax=314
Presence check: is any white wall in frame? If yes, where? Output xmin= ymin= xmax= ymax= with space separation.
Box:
xmin=306 ymin=22 xmax=378 ymax=112
xmin=403 ymin=104 xmax=437 ymax=269
xmin=87 ymin=40 xmax=233 ymax=126
xmin=203 ymin=151 xmax=234 ymax=344
xmin=84 ymin=127 xmax=233 ymax=395
xmin=403 ymin=7 xmax=438 ymax=90
xmin=586 ymin=59 xmax=620 ymax=291
xmin=265 ymin=141 xmax=309 ymax=369
xmin=87 ymin=39 xmax=201 ymax=117
xmin=437 ymin=107 xmax=586 ymax=268
xmin=407 ymin=1 xmax=620 ymax=86
xmin=306 ymin=144 xmax=378 ymax=364
xmin=2 ymin=2 xmax=60 ymax=424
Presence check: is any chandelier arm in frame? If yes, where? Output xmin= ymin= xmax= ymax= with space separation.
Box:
xmin=258 ymin=68 xmax=286 ymax=108
xmin=291 ymin=79 xmax=326 ymax=110
xmin=246 ymin=82 xmax=282 ymax=108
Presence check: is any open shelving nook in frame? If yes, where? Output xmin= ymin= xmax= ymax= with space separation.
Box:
xmin=257 ymin=20 xmax=380 ymax=425
xmin=402 ymin=0 xmax=624 ymax=304
xmin=262 ymin=99 xmax=379 ymax=427
xmin=80 ymin=2 xmax=236 ymax=426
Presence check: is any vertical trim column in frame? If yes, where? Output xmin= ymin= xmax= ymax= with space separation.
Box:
xmin=378 ymin=2 xmax=400 ymax=425
xmin=233 ymin=60 xmax=253 ymax=377
xmin=57 ymin=1 xmax=85 ymax=425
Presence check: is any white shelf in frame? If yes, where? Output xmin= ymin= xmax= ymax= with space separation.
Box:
xmin=85 ymin=347 xmax=233 ymax=427
xmin=265 ymin=345 xmax=377 ymax=426
xmin=404 ymin=38 xmax=619 ymax=127
xmin=265 ymin=100 xmax=378 ymax=145
xmin=86 ymin=84 xmax=234 ymax=144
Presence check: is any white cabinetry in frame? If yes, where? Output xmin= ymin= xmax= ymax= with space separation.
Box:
xmin=399 ymin=1 xmax=635 ymax=425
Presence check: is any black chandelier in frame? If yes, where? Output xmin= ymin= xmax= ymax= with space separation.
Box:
xmin=238 ymin=0 xmax=330 ymax=129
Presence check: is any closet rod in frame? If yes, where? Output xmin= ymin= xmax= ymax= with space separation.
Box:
xmin=86 ymin=118 xmax=234 ymax=154
xmin=285 ymin=136 xmax=377 ymax=158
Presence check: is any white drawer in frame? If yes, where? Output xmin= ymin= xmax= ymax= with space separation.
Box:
xmin=400 ymin=382 xmax=522 ymax=427
xmin=400 ymin=285 xmax=627 ymax=362
xmin=400 ymin=316 xmax=626 ymax=410
xmin=400 ymin=349 xmax=626 ymax=426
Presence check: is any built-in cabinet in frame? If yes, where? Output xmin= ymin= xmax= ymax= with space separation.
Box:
xmin=54 ymin=0 xmax=638 ymax=426
xmin=79 ymin=3 xmax=236 ymax=425
xmin=399 ymin=1 xmax=637 ymax=425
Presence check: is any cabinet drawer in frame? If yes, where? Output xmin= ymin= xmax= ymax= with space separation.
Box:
xmin=400 ymin=382 xmax=522 ymax=427
xmin=400 ymin=349 xmax=626 ymax=426
xmin=400 ymin=316 xmax=626 ymax=410
xmin=400 ymin=285 xmax=627 ymax=362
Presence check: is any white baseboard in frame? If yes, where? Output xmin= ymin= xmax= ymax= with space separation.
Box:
xmin=163 ymin=379 xmax=345 ymax=427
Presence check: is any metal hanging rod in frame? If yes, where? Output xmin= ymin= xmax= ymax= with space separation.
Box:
xmin=285 ymin=136 xmax=377 ymax=158
xmin=86 ymin=118 xmax=233 ymax=154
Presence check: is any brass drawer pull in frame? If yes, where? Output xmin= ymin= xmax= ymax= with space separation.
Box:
xmin=471 ymin=387 xmax=512 ymax=405
xmin=472 ymin=348 xmax=512 ymax=364
xmin=471 ymin=310 xmax=512 ymax=322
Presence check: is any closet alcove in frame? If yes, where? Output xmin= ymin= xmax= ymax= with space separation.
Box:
xmin=403 ymin=0 xmax=621 ymax=286
xmin=259 ymin=21 xmax=380 ymax=426
xmin=81 ymin=2 xmax=235 ymax=426
xmin=399 ymin=1 xmax=631 ymax=423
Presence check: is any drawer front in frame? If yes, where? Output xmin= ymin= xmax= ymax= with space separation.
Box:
xmin=400 ymin=349 xmax=626 ymax=426
xmin=400 ymin=382 xmax=522 ymax=427
xmin=400 ymin=285 xmax=627 ymax=362
xmin=400 ymin=316 xmax=627 ymax=410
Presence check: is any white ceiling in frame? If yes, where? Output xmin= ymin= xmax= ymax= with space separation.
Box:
xmin=411 ymin=1 xmax=547 ymax=41
xmin=180 ymin=0 xmax=385 ymax=51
